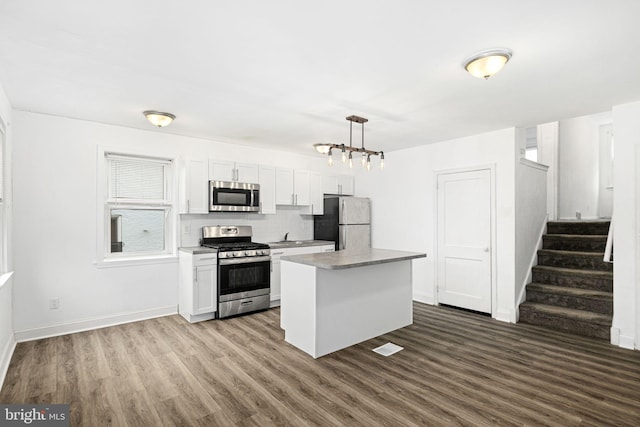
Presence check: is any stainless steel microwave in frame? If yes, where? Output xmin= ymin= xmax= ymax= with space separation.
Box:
xmin=209 ymin=181 xmax=260 ymax=212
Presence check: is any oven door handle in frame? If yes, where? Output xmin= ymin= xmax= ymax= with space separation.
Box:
xmin=218 ymin=255 xmax=272 ymax=265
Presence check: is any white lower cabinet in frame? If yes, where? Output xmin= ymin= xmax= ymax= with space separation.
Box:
xmin=270 ymin=244 xmax=335 ymax=305
xmin=179 ymin=251 xmax=218 ymax=322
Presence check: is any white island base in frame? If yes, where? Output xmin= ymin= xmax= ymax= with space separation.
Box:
xmin=281 ymin=249 xmax=424 ymax=358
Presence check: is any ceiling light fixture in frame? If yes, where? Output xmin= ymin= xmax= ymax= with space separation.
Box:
xmin=143 ymin=110 xmax=176 ymax=127
xmin=463 ymin=48 xmax=512 ymax=79
xmin=313 ymin=115 xmax=384 ymax=171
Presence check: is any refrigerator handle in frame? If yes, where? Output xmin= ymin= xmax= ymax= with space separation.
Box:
xmin=342 ymin=199 xmax=346 ymax=224
xmin=342 ymin=227 xmax=347 ymax=249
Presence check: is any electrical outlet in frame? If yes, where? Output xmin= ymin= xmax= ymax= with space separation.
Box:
xmin=576 ymin=211 xmax=582 ymax=220
xmin=183 ymin=223 xmax=191 ymax=234
xmin=50 ymin=298 xmax=60 ymax=310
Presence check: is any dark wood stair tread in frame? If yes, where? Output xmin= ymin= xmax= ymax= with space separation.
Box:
xmin=538 ymin=249 xmax=606 ymax=256
xmin=519 ymin=302 xmax=612 ymax=325
xmin=532 ymin=265 xmax=612 ymax=278
xmin=527 ymin=283 xmax=612 ymax=300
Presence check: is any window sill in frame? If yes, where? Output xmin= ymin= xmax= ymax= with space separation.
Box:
xmin=95 ymin=255 xmax=178 ymax=269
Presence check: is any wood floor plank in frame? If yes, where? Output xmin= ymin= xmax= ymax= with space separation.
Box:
xmin=2 ymin=302 xmax=640 ymax=426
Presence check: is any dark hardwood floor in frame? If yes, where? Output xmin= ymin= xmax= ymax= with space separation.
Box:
xmin=1 ymin=302 xmax=640 ymax=426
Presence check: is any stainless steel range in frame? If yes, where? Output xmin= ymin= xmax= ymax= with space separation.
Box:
xmin=202 ymin=225 xmax=271 ymax=318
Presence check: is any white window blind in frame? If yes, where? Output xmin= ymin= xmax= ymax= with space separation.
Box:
xmin=107 ymin=154 xmax=170 ymax=201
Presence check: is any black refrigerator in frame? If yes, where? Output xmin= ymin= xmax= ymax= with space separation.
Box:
xmin=314 ymin=196 xmax=371 ymax=251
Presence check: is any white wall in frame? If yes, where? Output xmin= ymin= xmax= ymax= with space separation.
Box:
xmin=0 ymin=80 xmax=15 ymax=389
xmin=515 ymin=159 xmax=548 ymax=310
xmin=11 ymin=111 xmax=329 ymax=340
xmin=354 ymin=128 xmax=518 ymax=322
xmin=611 ymin=101 xmax=640 ymax=349
xmin=558 ymin=112 xmax=612 ymax=219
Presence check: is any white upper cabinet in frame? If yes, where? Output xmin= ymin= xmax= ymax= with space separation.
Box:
xmin=276 ymin=168 xmax=324 ymax=215
xmin=209 ymin=159 xmax=259 ymax=184
xmin=302 ymin=171 xmax=324 ymax=215
xmin=293 ymin=170 xmax=311 ymax=206
xmin=180 ymin=159 xmax=208 ymax=214
xmin=259 ymin=165 xmax=276 ymax=214
xmin=275 ymin=167 xmax=295 ymax=205
xmin=323 ymin=174 xmax=355 ymax=196
xmin=275 ymin=168 xmax=322 ymax=209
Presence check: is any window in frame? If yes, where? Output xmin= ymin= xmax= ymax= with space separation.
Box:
xmin=103 ymin=153 xmax=174 ymax=260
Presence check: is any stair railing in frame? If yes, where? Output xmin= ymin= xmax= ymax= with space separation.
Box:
xmin=604 ymin=218 xmax=613 ymax=263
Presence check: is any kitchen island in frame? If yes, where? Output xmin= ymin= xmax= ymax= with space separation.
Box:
xmin=280 ymin=248 xmax=426 ymax=358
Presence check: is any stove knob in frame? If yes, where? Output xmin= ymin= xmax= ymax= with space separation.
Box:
xmin=235 ymin=251 xmax=243 ymax=257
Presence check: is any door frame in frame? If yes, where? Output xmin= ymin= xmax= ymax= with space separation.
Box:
xmin=434 ymin=164 xmax=497 ymax=318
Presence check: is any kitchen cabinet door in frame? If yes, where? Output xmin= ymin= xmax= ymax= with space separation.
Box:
xmin=259 ymin=165 xmax=276 ymax=214
xmin=208 ymin=160 xmax=259 ymax=183
xmin=194 ymin=264 xmax=217 ymax=315
xmin=178 ymin=251 xmax=217 ymax=322
xmin=180 ymin=159 xmax=208 ymax=214
xmin=236 ymin=163 xmax=260 ymax=184
xmin=303 ymin=171 xmax=323 ymax=215
xmin=323 ymin=174 xmax=355 ymax=196
xmin=275 ymin=167 xmax=294 ymax=205
xmin=208 ymin=159 xmax=235 ymax=182
xmin=337 ymin=174 xmax=355 ymax=196
xmin=270 ymin=248 xmax=286 ymax=302
xmin=294 ymin=170 xmax=311 ymax=206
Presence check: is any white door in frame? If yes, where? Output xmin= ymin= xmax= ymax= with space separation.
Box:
xmin=437 ymin=169 xmax=492 ymax=313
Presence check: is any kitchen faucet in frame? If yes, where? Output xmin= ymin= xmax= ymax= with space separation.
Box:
xmin=284 ymin=232 xmax=289 ymax=241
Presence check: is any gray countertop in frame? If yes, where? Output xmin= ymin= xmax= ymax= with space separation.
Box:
xmin=281 ymin=248 xmax=427 ymax=270
xmin=179 ymin=246 xmax=218 ymax=255
xmin=179 ymin=240 xmax=334 ymax=254
xmin=262 ymin=240 xmax=335 ymax=249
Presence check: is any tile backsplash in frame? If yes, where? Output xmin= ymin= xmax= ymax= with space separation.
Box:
xmin=180 ymin=206 xmax=314 ymax=246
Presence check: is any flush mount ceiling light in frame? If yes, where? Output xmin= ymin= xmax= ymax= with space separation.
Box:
xmin=143 ymin=110 xmax=176 ymax=127
xmin=463 ymin=48 xmax=512 ymax=79
xmin=313 ymin=115 xmax=384 ymax=171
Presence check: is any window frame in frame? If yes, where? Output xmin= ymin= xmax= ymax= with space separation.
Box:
xmin=97 ymin=146 xmax=179 ymax=267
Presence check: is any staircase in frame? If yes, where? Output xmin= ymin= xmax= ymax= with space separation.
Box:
xmin=519 ymin=220 xmax=613 ymax=340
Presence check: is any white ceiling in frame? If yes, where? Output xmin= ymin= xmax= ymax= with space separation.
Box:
xmin=1 ymin=0 xmax=639 ymax=156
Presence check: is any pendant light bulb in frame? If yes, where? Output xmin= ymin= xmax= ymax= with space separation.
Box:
xmin=341 ymin=145 xmax=347 ymax=163
xmin=348 ymin=151 xmax=353 ymax=169
xmin=380 ymin=151 xmax=385 ymax=170
xmin=366 ymin=154 xmax=371 ymax=171
xmin=361 ymin=152 xmax=367 ymax=167
xmin=328 ymin=149 xmax=333 ymax=166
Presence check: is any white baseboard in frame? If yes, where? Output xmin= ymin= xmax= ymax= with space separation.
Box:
xmin=0 ymin=333 xmax=17 ymax=392
xmin=495 ymin=308 xmax=514 ymax=323
xmin=413 ymin=292 xmax=434 ymax=305
xmin=610 ymin=327 xmax=636 ymax=350
xmin=14 ymin=305 xmax=177 ymax=342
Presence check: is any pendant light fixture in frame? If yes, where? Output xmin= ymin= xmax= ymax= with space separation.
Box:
xmin=313 ymin=115 xmax=385 ymax=171
xmin=463 ymin=48 xmax=512 ymax=79
xmin=143 ymin=110 xmax=176 ymax=127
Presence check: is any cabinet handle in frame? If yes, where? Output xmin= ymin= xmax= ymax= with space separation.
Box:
xmin=295 ymin=194 xmax=298 ymax=205
xmin=187 ymin=200 xmax=190 ymax=213
xmin=272 ymin=251 xmax=285 ymax=255
xmin=198 ymin=257 xmax=217 ymax=262
xmin=291 ymin=194 xmax=294 ymax=205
